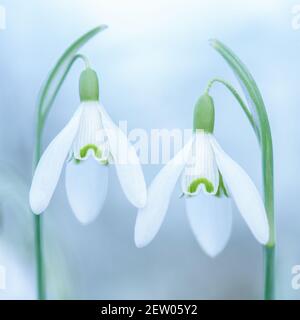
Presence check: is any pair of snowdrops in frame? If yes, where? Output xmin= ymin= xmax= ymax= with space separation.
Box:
xmin=29 ymin=67 xmax=269 ymax=257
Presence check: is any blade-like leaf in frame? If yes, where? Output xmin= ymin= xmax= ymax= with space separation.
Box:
xmin=209 ymin=39 xmax=271 ymax=139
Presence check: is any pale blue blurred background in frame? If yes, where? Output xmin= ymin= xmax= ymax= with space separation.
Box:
xmin=0 ymin=0 xmax=299 ymax=299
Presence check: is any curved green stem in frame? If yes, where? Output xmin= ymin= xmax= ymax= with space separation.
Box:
xmin=206 ymin=75 xmax=274 ymax=299
xmin=206 ymin=78 xmax=260 ymax=140
xmin=33 ymin=54 xmax=88 ymax=300
xmin=264 ymin=246 xmax=275 ymax=299
xmin=41 ymin=54 xmax=90 ymax=122
xmin=34 ymin=215 xmax=44 ymax=299
xmin=210 ymin=39 xmax=275 ymax=300
xmin=32 ymin=26 xmax=106 ymax=300
xmin=33 ymin=119 xmax=45 ymax=300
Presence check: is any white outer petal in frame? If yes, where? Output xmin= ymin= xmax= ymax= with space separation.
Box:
xmin=135 ymin=138 xmax=194 ymax=248
xmin=98 ymin=104 xmax=147 ymax=208
xmin=209 ymin=136 xmax=269 ymax=244
xmin=29 ymin=107 xmax=82 ymax=214
xmin=65 ymin=158 xmax=108 ymax=224
xmin=185 ymin=194 xmax=232 ymax=257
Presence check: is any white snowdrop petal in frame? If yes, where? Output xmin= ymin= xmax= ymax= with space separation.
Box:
xmin=65 ymin=158 xmax=108 ymax=224
xmin=134 ymin=138 xmax=194 ymax=248
xmin=210 ymin=136 xmax=269 ymax=244
xmin=98 ymin=104 xmax=147 ymax=208
xmin=186 ymin=193 xmax=232 ymax=257
xmin=29 ymin=106 xmax=83 ymax=214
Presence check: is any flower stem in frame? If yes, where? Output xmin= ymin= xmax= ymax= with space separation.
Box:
xmin=32 ymin=53 xmax=92 ymax=300
xmin=31 ymin=26 xmax=106 ymax=300
xmin=42 ymin=54 xmax=90 ymax=120
xmin=33 ymin=118 xmax=45 ymax=300
xmin=34 ymin=214 xmax=45 ymax=300
xmin=262 ymin=124 xmax=275 ymax=299
xmin=264 ymin=245 xmax=275 ymax=300
xmin=206 ymin=77 xmax=275 ymax=299
xmin=205 ymin=78 xmax=260 ymax=139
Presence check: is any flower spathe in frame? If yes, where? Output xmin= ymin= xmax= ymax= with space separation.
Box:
xmin=30 ymin=68 xmax=147 ymax=224
xmin=135 ymin=94 xmax=269 ymax=257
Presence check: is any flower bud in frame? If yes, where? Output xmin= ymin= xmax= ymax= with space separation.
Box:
xmin=79 ymin=68 xmax=99 ymax=102
xmin=193 ymin=93 xmax=215 ymax=133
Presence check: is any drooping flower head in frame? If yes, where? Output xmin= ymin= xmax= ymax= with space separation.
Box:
xmin=135 ymin=93 xmax=269 ymax=257
xmin=30 ymin=66 xmax=147 ymax=224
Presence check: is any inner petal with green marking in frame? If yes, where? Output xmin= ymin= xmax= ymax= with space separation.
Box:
xmin=188 ymin=177 xmax=214 ymax=194
xmin=181 ymin=131 xmax=219 ymax=196
xmin=80 ymin=144 xmax=102 ymax=159
xmin=72 ymin=101 xmax=110 ymax=164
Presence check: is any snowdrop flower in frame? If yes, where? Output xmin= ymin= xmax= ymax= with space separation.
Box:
xmin=30 ymin=67 xmax=147 ymax=224
xmin=135 ymin=93 xmax=269 ymax=257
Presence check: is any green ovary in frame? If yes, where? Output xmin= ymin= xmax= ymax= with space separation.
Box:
xmin=188 ymin=178 xmax=214 ymax=194
xmin=80 ymin=144 xmax=102 ymax=159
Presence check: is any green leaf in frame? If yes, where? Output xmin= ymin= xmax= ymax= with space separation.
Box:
xmin=209 ymin=39 xmax=270 ymax=139
xmin=37 ymin=25 xmax=107 ymax=123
